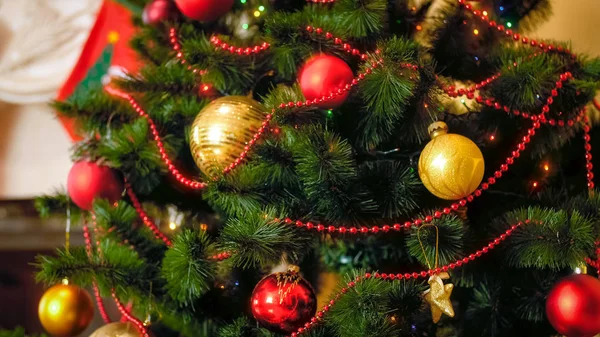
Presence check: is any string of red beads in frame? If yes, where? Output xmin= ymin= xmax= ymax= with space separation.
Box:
xmin=583 ymin=113 xmax=594 ymax=190
xmin=457 ymin=0 xmax=577 ymax=59
xmin=168 ymin=28 xmax=207 ymax=75
xmin=124 ymin=181 xmax=173 ymax=247
xmin=279 ymin=72 xmax=572 ymax=234
xmin=439 ymin=52 xmax=543 ymax=98
xmin=111 ymin=291 xmax=151 ymax=337
xmin=83 ymin=222 xmax=113 ymax=324
xmin=209 ymin=251 xmax=233 ymax=261
xmin=305 ymin=26 xmax=371 ymax=61
xmin=223 ymin=112 xmax=273 ymax=174
xmin=104 ymin=86 xmax=207 ymax=189
xmin=210 ymin=36 xmax=270 ymax=55
xmin=290 ymin=220 xmax=531 ymax=336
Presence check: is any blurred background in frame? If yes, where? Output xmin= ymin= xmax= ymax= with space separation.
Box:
xmin=0 ymin=0 xmax=598 ymax=334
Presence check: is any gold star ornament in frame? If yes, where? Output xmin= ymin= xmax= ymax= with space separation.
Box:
xmin=423 ymin=272 xmax=455 ymax=323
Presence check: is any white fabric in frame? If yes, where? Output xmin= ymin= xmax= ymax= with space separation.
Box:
xmin=0 ymin=0 xmax=102 ymax=104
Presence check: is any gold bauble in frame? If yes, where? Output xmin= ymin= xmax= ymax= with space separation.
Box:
xmin=38 ymin=283 xmax=94 ymax=337
xmin=89 ymin=323 xmax=142 ymax=337
xmin=190 ymin=96 xmax=266 ymax=177
xmin=418 ymin=122 xmax=484 ymax=200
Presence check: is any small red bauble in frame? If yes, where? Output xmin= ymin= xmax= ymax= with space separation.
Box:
xmin=299 ymin=55 xmax=353 ymax=109
xmin=250 ymin=266 xmax=317 ymax=334
xmin=67 ymin=161 xmax=123 ymax=210
xmin=174 ymin=0 xmax=234 ymax=21
xmin=546 ymin=274 xmax=600 ymax=337
xmin=142 ymin=0 xmax=176 ymax=25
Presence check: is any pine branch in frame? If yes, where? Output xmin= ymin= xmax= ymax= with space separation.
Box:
xmin=161 ymin=229 xmax=216 ymax=307
xmin=219 ymin=209 xmax=313 ymax=268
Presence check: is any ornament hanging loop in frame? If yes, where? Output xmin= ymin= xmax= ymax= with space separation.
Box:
xmin=417 ymin=224 xmax=440 ymax=270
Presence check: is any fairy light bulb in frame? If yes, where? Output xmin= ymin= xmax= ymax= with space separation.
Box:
xmin=258 ymin=5 xmax=265 ymax=11
xmin=254 ymin=10 xmax=260 ymax=17
xmin=506 ymin=22 xmax=513 ymax=28
xmin=242 ymin=23 xmax=249 ymax=29
xmin=543 ymin=163 xmax=550 ymax=172
xmin=489 ymin=134 xmax=496 ymax=141
xmin=482 ymin=11 xmax=488 ymax=16
xmin=532 ymin=181 xmax=538 ymax=188
xmin=169 ymin=222 xmax=177 ymax=230
xmin=473 ymin=29 xmax=480 ymax=35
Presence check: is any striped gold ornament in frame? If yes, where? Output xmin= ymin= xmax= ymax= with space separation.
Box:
xmin=190 ymin=96 xmax=265 ymax=177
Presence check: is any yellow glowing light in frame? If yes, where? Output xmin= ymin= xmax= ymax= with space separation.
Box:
xmin=200 ymin=223 xmax=208 ymax=231
xmin=532 ymin=182 xmax=538 ymax=188
xmin=489 ymin=135 xmax=495 ymax=141
xmin=169 ymin=222 xmax=177 ymax=230
xmin=544 ymin=164 xmax=550 ymax=171
xmin=416 ymin=25 xmax=423 ymax=31
xmin=220 ymin=285 xmax=225 ymax=289
xmin=431 ymin=154 xmax=447 ymax=171
xmin=473 ymin=29 xmax=480 ymax=35
xmin=424 ymin=103 xmax=429 ymax=108
xmin=483 ymin=11 xmax=488 ymax=16
xmin=207 ymin=125 xmax=223 ymax=144
xmin=254 ymin=10 xmax=261 ymax=17
xmin=61 ymin=278 xmax=69 ymax=285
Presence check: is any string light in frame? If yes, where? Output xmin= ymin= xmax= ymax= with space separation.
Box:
xmin=416 ymin=25 xmax=423 ymax=31
xmin=506 ymin=22 xmax=512 ymax=28
xmin=200 ymin=223 xmax=208 ymax=231
xmin=543 ymin=163 xmax=550 ymax=172
xmin=254 ymin=10 xmax=261 ymax=17
xmin=242 ymin=23 xmax=249 ymax=30
xmin=258 ymin=5 xmax=265 ymax=11
xmin=240 ymin=0 xmax=246 ymax=3
xmin=532 ymin=181 xmax=538 ymax=188
xmin=489 ymin=134 xmax=496 ymax=141
xmin=169 ymin=222 xmax=177 ymax=230
xmin=473 ymin=29 xmax=480 ymax=35
xmin=499 ymin=6 xmax=504 ymax=11
xmin=482 ymin=10 xmax=488 ymax=16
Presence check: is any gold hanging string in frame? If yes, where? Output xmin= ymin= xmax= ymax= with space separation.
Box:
xmin=417 ymin=224 xmax=440 ymax=270
xmin=65 ymin=198 xmax=71 ymax=253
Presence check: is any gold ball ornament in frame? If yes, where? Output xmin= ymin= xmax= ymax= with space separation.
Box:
xmin=190 ymin=96 xmax=266 ymax=177
xmin=418 ymin=122 xmax=484 ymax=200
xmin=89 ymin=323 xmax=143 ymax=337
xmin=38 ymin=283 xmax=94 ymax=337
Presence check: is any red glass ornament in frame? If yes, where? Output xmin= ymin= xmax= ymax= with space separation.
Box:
xmin=174 ymin=0 xmax=234 ymax=21
xmin=546 ymin=274 xmax=600 ymax=337
xmin=251 ymin=267 xmax=317 ymax=334
xmin=299 ymin=55 xmax=353 ymax=109
xmin=142 ymin=0 xmax=175 ymax=25
xmin=67 ymin=161 xmax=123 ymax=210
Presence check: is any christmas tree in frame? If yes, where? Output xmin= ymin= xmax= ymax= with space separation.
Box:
xmin=31 ymin=0 xmax=600 ymax=336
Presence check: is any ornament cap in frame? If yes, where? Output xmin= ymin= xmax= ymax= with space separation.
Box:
xmin=287 ymin=265 xmax=300 ymax=273
xmin=428 ymin=121 xmax=449 ymax=139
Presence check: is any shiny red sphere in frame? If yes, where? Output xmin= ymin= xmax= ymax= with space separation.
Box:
xmin=299 ymin=55 xmax=353 ymax=109
xmin=142 ymin=0 xmax=175 ymax=25
xmin=546 ymin=274 xmax=600 ymax=337
xmin=174 ymin=0 xmax=234 ymax=21
xmin=251 ymin=270 xmax=317 ymax=334
xmin=67 ymin=161 xmax=123 ymax=210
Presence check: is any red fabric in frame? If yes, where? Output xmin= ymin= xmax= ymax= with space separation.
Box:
xmin=57 ymin=0 xmax=140 ymax=141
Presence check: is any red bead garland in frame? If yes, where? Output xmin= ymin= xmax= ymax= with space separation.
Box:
xmin=222 ymin=112 xmax=274 ymax=175
xmin=83 ymin=222 xmax=113 ymax=324
xmin=278 ymin=72 xmax=572 ymax=234
xmin=290 ymin=220 xmax=533 ymax=336
xmin=583 ymin=113 xmax=594 ymax=190
xmin=210 ymin=36 xmax=270 ymax=55
xmin=111 ymin=291 xmax=150 ymax=337
xmin=124 ymin=181 xmax=173 ymax=247
xmin=456 ymin=0 xmax=577 ymax=59
xmin=168 ymin=28 xmax=207 ymax=75
xmin=105 ymin=87 xmax=207 ymax=190
xmin=304 ymin=26 xmax=373 ymax=61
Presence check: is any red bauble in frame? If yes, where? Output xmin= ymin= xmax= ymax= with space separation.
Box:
xmin=67 ymin=161 xmax=123 ymax=211
xmin=250 ymin=267 xmax=317 ymax=334
xmin=142 ymin=0 xmax=176 ymax=25
xmin=546 ymin=274 xmax=600 ymax=337
xmin=299 ymin=55 xmax=353 ymax=109
xmin=174 ymin=0 xmax=234 ymax=21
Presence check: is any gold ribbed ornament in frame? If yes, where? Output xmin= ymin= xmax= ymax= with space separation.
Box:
xmin=38 ymin=283 xmax=94 ymax=337
xmin=418 ymin=122 xmax=484 ymax=200
xmin=89 ymin=322 xmax=143 ymax=337
xmin=189 ymin=96 xmax=265 ymax=177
